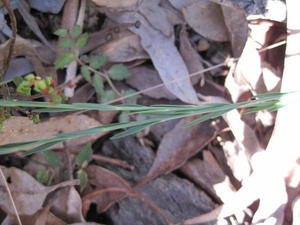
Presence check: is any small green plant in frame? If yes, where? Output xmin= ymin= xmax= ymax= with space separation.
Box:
xmin=0 ymin=107 xmax=11 ymax=129
xmin=75 ymin=143 xmax=93 ymax=191
xmin=15 ymin=73 xmax=67 ymax=104
xmin=54 ymin=25 xmax=138 ymax=104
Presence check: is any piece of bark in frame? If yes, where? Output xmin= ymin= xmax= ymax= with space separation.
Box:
xmin=98 ymin=136 xmax=215 ymax=225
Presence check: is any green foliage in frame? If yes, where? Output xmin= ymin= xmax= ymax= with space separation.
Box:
xmin=15 ymin=74 xmax=67 ymax=104
xmin=58 ymin=38 xmax=73 ymax=48
xmin=76 ymin=169 xmax=88 ymax=191
xmin=42 ymin=150 xmax=61 ymax=167
xmin=70 ymin=25 xmax=82 ymax=37
xmin=75 ymin=143 xmax=93 ymax=168
xmin=36 ymin=169 xmax=51 ymax=185
xmin=108 ymin=64 xmax=130 ymax=80
xmin=54 ymin=51 xmax=76 ymax=69
xmin=76 ymin=33 xmax=89 ymax=49
xmin=75 ymin=143 xmax=93 ymax=191
xmin=53 ymin=28 xmax=68 ymax=37
xmin=89 ymin=56 xmax=108 ymax=70
xmin=0 ymin=108 xmax=11 ymax=129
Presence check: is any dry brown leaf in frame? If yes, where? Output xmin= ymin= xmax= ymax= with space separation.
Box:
xmin=104 ymin=1 xmax=199 ymax=103
xmin=144 ymin=116 xmax=218 ymax=182
xmin=83 ymin=165 xmax=132 ymax=214
xmin=94 ymin=30 xmax=148 ymax=63
xmin=180 ymin=151 xmax=236 ymax=203
xmin=179 ymin=26 xmax=204 ymax=84
xmin=50 ymin=187 xmax=85 ymax=223
xmin=0 ymin=115 xmax=106 ymax=149
xmin=0 ymin=166 xmax=78 ymax=216
xmin=1 ymin=36 xmax=47 ymax=79
xmin=126 ymin=66 xmax=176 ymax=100
xmin=181 ymin=0 xmax=229 ymax=42
xmin=222 ymin=6 xmax=248 ymax=57
xmin=91 ymin=0 xmax=138 ymax=8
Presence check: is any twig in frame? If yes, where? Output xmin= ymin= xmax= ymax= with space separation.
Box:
xmin=0 ymin=0 xmax=17 ymax=82
xmin=0 ymin=167 xmax=22 ymax=225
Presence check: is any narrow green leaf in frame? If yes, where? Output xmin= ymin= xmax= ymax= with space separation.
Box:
xmin=77 ymin=169 xmax=88 ymax=191
xmin=92 ymin=74 xmax=104 ymax=94
xmin=42 ymin=150 xmax=61 ymax=167
xmin=76 ymin=33 xmax=89 ymax=49
xmin=54 ymin=52 xmax=76 ymax=69
xmin=81 ymin=66 xmax=92 ymax=83
xmin=184 ymin=109 xmax=232 ymax=127
xmin=54 ymin=28 xmax=68 ymax=37
xmin=58 ymin=38 xmax=73 ymax=48
xmin=108 ymin=64 xmax=130 ymax=80
xmin=75 ymin=143 xmax=93 ymax=167
xmin=89 ymin=56 xmax=108 ymax=70
xmin=70 ymin=25 xmax=82 ymax=37
xmin=111 ymin=121 xmax=157 ymax=139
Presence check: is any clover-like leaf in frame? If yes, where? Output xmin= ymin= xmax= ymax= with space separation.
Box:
xmin=92 ymin=74 xmax=104 ymax=94
xmin=108 ymin=64 xmax=130 ymax=80
xmin=81 ymin=66 xmax=92 ymax=83
xmin=54 ymin=28 xmax=68 ymax=37
xmin=89 ymin=55 xmax=108 ymax=70
xmin=101 ymin=90 xmax=115 ymax=103
xmin=76 ymin=33 xmax=89 ymax=49
xmin=54 ymin=51 xmax=76 ymax=69
xmin=58 ymin=38 xmax=73 ymax=48
xmin=42 ymin=150 xmax=61 ymax=167
xmin=70 ymin=25 xmax=82 ymax=37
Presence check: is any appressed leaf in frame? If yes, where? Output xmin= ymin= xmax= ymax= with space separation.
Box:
xmin=89 ymin=55 xmax=108 ymax=70
xmin=77 ymin=169 xmax=88 ymax=191
xmin=76 ymin=143 xmax=93 ymax=167
xmin=92 ymin=74 xmax=104 ymax=94
xmin=108 ymin=64 xmax=130 ymax=80
xmin=100 ymin=90 xmax=115 ymax=103
xmin=54 ymin=28 xmax=68 ymax=37
xmin=58 ymin=38 xmax=73 ymax=48
xmin=54 ymin=51 xmax=76 ymax=69
xmin=76 ymin=33 xmax=89 ymax=49
xmin=81 ymin=66 xmax=92 ymax=83
xmin=70 ymin=25 xmax=82 ymax=37
xmin=42 ymin=150 xmax=61 ymax=167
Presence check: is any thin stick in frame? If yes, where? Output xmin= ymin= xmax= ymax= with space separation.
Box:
xmin=0 ymin=167 xmax=23 ymax=225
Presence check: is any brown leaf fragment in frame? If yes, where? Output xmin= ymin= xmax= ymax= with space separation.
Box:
xmin=222 ymin=6 xmax=248 ymax=57
xmin=50 ymin=187 xmax=85 ymax=223
xmin=83 ymin=165 xmax=133 ymax=214
xmin=179 ymin=26 xmax=204 ymax=84
xmin=145 ymin=116 xmax=218 ymax=182
xmin=126 ymin=66 xmax=177 ymax=100
xmin=0 ymin=166 xmax=79 ymax=216
xmin=105 ymin=5 xmax=199 ymax=103
xmin=0 ymin=115 xmax=106 ymax=150
xmin=180 ymin=151 xmax=236 ymax=203
xmin=182 ymin=0 xmax=229 ymax=42
xmin=94 ymin=30 xmax=148 ymax=63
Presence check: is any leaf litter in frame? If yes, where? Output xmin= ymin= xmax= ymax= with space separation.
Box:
xmin=0 ymin=0 xmax=298 ymax=225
